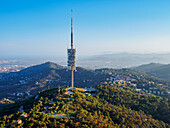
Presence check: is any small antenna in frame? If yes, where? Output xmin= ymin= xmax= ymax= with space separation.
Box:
xmin=71 ymin=9 xmax=73 ymax=49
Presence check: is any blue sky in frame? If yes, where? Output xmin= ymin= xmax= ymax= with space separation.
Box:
xmin=0 ymin=0 xmax=170 ymax=58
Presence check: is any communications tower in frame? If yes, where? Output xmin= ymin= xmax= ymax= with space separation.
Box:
xmin=67 ymin=10 xmax=76 ymax=88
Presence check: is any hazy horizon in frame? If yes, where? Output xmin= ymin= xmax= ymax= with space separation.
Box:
xmin=0 ymin=52 xmax=170 ymax=59
xmin=1 ymin=52 xmax=170 ymax=70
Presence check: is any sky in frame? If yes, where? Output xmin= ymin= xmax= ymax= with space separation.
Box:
xmin=0 ymin=0 xmax=170 ymax=58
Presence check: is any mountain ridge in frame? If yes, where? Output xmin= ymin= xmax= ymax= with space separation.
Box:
xmin=0 ymin=61 xmax=169 ymax=102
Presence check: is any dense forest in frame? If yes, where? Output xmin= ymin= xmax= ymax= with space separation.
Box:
xmin=0 ymin=84 xmax=169 ymax=128
xmin=95 ymin=84 xmax=170 ymax=124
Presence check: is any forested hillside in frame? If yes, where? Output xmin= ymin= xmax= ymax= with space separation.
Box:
xmin=0 ymin=84 xmax=169 ymax=128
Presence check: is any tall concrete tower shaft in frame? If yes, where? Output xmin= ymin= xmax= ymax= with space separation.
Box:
xmin=67 ymin=9 xmax=76 ymax=88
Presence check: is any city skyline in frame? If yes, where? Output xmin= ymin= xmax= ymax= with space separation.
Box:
xmin=0 ymin=0 xmax=170 ymax=58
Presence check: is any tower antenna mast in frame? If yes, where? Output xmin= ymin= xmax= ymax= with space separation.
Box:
xmin=67 ymin=9 xmax=76 ymax=88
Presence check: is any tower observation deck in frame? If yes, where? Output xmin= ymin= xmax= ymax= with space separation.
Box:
xmin=67 ymin=10 xmax=76 ymax=88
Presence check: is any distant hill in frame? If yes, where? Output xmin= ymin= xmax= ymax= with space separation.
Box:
xmin=0 ymin=62 xmax=96 ymax=85
xmin=133 ymin=63 xmax=165 ymax=71
xmin=133 ymin=63 xmax=170 ymax=80
xmin=18 ymin=62 xmax=65 ymax=79
xmin=0 ymin=62 xmax=65 ymax=85
xmin=147 ymin=64 xmax=170 ymax=80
